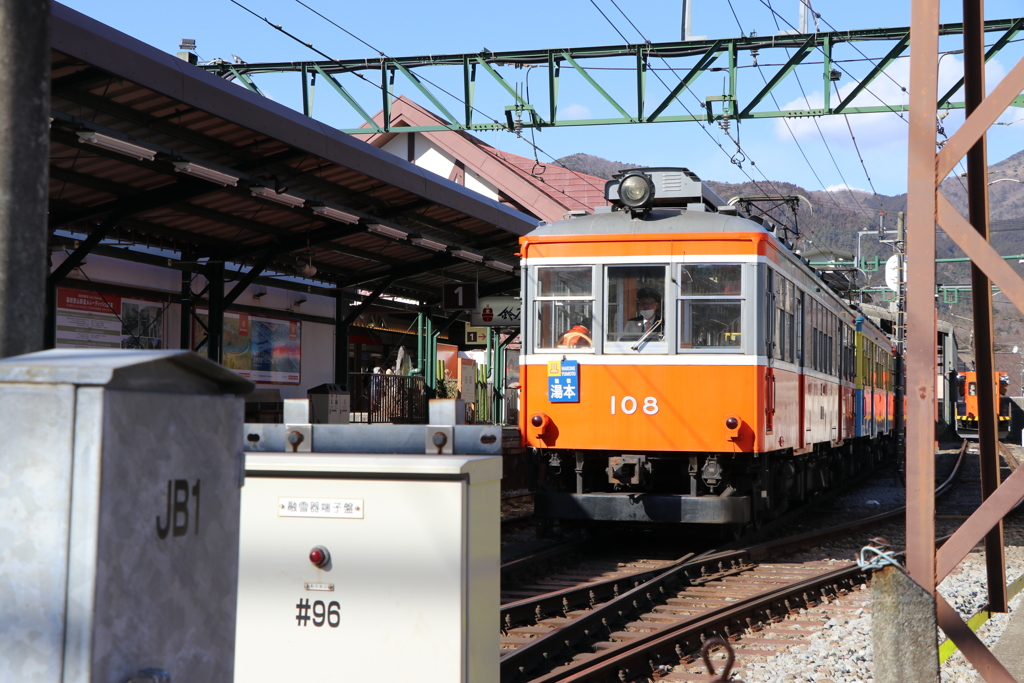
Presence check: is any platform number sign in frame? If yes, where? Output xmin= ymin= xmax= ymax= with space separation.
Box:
xmin=547 ymin=360 xmax=579 ymax=403
xmin=442 ymin=283 xmax=477 ymax=310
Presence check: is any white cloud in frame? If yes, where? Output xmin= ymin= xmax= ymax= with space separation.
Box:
xmin=558 ymin=103 xmax=591 ymax=120
xmin=772 ymin=55 xmax=1007 ymax=151
xmin=825 ymin=183 xmax=869 ymax=193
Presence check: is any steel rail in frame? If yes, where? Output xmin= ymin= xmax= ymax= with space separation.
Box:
xmin=500 ymin=540 xmax=588 ymax=585
xmin=998 ymin=442 xmax=1021 ymax=472
xmin=500 ymin=443 xmax=967 ymax=681
xmin=530 ymin=560 xmax=865 ymax=683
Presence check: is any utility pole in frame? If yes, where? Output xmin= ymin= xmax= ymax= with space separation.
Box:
xmin=894 ymin=211 xmax=906 ymax=462
xmin=680 ymin=0 xmax=692 ymax=40
xmin=799 ymin=0 xmax=810 ymax=33
xmin=0 ymin=1 xmax=50 ymax=359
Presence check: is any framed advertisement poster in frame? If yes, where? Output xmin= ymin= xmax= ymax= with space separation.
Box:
xmin=194 ymin=309 xmax=301 ymax=384
xmin=56 ymin=287 xmax=165 ymax=350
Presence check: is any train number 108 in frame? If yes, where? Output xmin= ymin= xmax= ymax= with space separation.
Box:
xmin=611 ymin=396 xmax=659 ymax=415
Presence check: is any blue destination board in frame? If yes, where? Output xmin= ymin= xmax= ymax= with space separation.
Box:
xmin=547 ymin=360 xmax=579 ymax=403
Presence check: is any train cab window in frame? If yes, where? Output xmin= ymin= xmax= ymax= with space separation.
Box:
xmin=677 ymin=264 xmax=743 ymax=351
xmin=969 ymin=382 xmax=978 ymax=396
xmin=533 ymin=266 xmax=595 ymax=351
xmin=605 ymin=265 xmax=667 ymax=352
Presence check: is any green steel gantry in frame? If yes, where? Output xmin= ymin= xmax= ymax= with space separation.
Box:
xmin=200 ymin=18 xmax=1024 ymax=134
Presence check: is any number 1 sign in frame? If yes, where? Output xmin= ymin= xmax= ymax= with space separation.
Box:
xmin=442 ymin=283 xmax=478 ymax=310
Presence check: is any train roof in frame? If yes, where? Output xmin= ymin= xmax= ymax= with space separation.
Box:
xmin=859 ymin=302 xmax=954 ymax=336
xmin=526 ymin=207 xmax=771 ymax=237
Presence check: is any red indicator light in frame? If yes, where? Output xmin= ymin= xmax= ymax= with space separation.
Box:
xmin=531 ymin=414 xmax=544 ymax=428
xmin=725 ymin=417 xmax=739 ymax=430
xmin=309 ymin=546 xmax=330 ymax=568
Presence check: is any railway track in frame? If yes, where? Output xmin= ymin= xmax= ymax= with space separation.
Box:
xmin=498 ymin=443 xmax=967 ymax=682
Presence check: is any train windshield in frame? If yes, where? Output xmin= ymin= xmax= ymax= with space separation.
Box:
xmin=605 ymin=265 xmax=668 ymax=352
xmin=533 ymin=266 xmax=595 ymax=350
xmin=677 ymin=264 xmax=743 ymax=350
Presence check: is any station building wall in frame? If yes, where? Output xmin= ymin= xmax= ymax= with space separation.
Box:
xmin=379 ymin=132 xmax=503 ymax=201
xmin=51 ymin=251 xmax=336 ymax=399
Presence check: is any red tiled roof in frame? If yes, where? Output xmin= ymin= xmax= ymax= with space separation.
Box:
xmin=354 ymin=97 xmax=610 ymax=223
xmin=478 ymin=145 xmax=610 ymax=217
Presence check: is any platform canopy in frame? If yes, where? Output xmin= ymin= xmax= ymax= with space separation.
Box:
xmin=48 ymin=3 xmax=535 ymax=317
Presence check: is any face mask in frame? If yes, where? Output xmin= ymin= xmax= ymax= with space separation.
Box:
xmin=640 ymin=309 xmax=655 ymax=321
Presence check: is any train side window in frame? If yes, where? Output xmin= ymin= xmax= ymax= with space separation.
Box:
xmin=969 ymin=382 xmax=977 ymax=396
xmin=770 ymin=276 xmax=795 ymax=363
xmin=533 ymin=266 xmax=595 ymax=351
xmin=605 ymin=264 xmax=668 ymax=352
xmin=830 ymin=313 xmax=838 ymax=376
xmin=785 ymin=280 xmax=796 ymax=363
xmin=845 ymin=324 xmax=855 ymax=381
xmin=810 ymin=300 xmax=819 ymax=371
xmin=773 ymin=273 xmax=784 ymax=360
xmin=795 ymin=294 xmax=804 ymax=365
xmin=677 ymin=264 xmax=743 ymax=351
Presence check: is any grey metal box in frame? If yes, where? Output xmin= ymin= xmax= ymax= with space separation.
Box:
xmin=429 ymin=397 xmax=466 ymax=425
xmin=307 ymin=383 xmax=350 ymax=424
xmin=0 ymin=350 xmax=252 ymax=683
xmin=236 ymin=453 xmax=502 ymax=683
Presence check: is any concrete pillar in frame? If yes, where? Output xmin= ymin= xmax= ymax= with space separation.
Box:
xmin=872 ymin=565 xmax=940 ymax=683
xmin=0 ymin=0 xmax=50 ymax=358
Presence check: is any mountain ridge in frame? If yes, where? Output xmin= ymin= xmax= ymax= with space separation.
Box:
xmin=554 ymin=151 xmax=1024 ymax=345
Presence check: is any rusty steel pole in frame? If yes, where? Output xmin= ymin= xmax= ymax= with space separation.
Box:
xmin=963 ymin=0 xmax=1008 ymax=614
xmin=905 ymin=0 xmax=940 ymax=593
xmin=905 ymin=0 xmax=1024 ymax=677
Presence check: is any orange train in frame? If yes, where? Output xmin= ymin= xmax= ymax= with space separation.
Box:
xmin=518 ymin=168 xmax=895 ymax=526
xmin=955 ymin=371 xmax=1011 ymax=439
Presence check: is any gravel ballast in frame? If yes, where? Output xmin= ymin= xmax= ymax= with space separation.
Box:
xmin=741 ymin=443 xmax=1024 ymax=683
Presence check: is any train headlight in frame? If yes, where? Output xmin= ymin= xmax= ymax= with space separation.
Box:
xmin=617 ymin=172 xmax=655 ymax=209
xmin=724 ymin=415 xmax=742 ymax=441
xmin=530 ymin=412 xmax=552 ymax=439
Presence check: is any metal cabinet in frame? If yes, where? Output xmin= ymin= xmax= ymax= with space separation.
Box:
xmin=0 ymin=349 xmax=252 ymax=683
xmin=236 ymin=452 xmax=501 ymax=683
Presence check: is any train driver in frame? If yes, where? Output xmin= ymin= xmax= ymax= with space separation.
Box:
xmin=624 ymin=288 xmax=663 ymax=340
xmin=558 ymin=316 xmax=593 ymax=348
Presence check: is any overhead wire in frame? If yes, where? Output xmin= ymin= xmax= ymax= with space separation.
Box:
xmin=761 ymin=0 xmax=879 ymax=219
xmin=230 ymin=0 xmax=610 ymax=229
xmin=755 ymin=0 xmax=909 ymax=123
xmin=602 ymin=0 xmax=838 ymax=252
xmin=762 ymin=0 xmax=898 ymax=229
xmin=597 ymin=0 xmax=794 ymax=207
xmin=292 ymin=0 xmax=612 ymax=199
xmin=751 ymin=4 xmax=846 ymax=212
xmin=694 ymin=0 xmax=836 ymax=250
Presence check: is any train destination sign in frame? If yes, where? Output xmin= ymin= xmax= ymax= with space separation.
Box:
xmin=547 ymin=359 xmax=579 ymax=403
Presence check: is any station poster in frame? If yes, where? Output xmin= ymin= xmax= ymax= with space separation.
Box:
xmin=194 ymin=309 xmax=301 ymax=384
xmin=56 ymin=286 xmax=165 ymax=350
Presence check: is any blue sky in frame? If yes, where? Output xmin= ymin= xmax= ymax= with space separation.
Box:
xmin=62 ymin=1 xmax=1024 ymax=199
